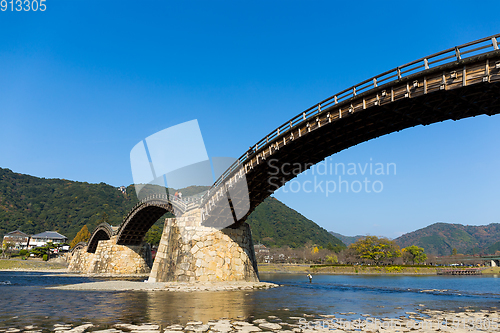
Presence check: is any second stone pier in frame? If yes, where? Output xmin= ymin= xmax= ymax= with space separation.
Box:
xmin=149 ymin=213 xmax=259 ymax=283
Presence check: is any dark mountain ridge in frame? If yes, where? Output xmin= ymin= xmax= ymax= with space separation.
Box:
xmin=394 ymin=222 xmax=500 ymax=256
xmin=0 ymin=167 xmax=343 ymax=249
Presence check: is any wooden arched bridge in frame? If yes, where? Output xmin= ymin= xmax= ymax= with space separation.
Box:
xmin=115 ymin=33 xmax=500 ymax=246
xmin=73 ymin=34 xmax=500 ymax=281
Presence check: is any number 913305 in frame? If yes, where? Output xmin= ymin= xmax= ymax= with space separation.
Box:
xmin=1 ymin=0 xmax=46 ymax=11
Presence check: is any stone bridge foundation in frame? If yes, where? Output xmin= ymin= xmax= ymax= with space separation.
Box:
xmin=68 ymin=236 xmax=152 ymax=274
xmin=148 ymin=215 xmax=259 ymax=282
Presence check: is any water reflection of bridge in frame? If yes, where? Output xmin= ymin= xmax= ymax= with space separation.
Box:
xmin=144 ymin=290 xmax=255 ymax=324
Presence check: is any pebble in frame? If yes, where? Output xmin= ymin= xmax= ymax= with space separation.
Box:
xmin=165 ymin=325 xmax=184 ymax=331
xmin=184 ymin=324 xmax=209 ymax=332
xmin=209 ymin=320 xmax=232 ymax=332
xmin=115 ymin=324 xmax=160 ymax=331
xmin=66 ymin=324 xmax=94 ymax=333
xmin=5 ymin=306 xmax=500 ymax=333
xmin=258 ymin=323 xmax=282 ymax=330
xmin=235 ymin=326 xmax=261 ymax=332
xmin=186 ymin=322 xmax=203 ymax=326
xmin=232 ymin=322 xmax=253 ymax=326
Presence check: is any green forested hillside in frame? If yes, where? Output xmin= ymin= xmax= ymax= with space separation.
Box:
xmin=247 ymin=197 xmax=345 ymax=249
xmin=0 ymin=167 xmax=344 ymax=249
xmin=329 ymin=232 xmax=364 ymax=246
xmin=0 ymin=168 xmax=137 ymax=240
xmin=395 ymin=222 xmax=500 ymax=256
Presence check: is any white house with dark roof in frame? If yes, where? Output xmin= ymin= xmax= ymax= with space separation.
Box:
xmin=2 ymin=230 xmax=30 ymax=250
xmin=28 ymin=231 xmax=68 ymax=249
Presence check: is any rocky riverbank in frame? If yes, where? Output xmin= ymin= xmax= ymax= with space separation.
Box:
xmin=258 ymin=263 xmax=440 ymax=275
xmin=2 ymin=307 xmax=498 ymax=332
xmin=0 ymin=258 xmax=68 ymax=271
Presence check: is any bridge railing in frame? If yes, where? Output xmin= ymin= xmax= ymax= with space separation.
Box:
xmin=127 ymin=193 xmax=203 ymax=217
xmin=202 ymin=33 xmax=500 ymax=203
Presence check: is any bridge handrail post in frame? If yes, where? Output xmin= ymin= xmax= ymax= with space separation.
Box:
xmin=493 ymin=37 xmax=499 ymax=50
xmin=455 ymin=46 xmax=461 ymax=60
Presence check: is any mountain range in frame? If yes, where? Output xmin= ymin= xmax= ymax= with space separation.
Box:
xmin=0 ymin=167 xmax=343 ymax=249
xmin=3 ymin=167 xmax=499 ymax=255
xmin=328 ymin=232 xmax=364 ymax=246
xmin=394 ymin=222 xmax=500 ymax=256
xmin=332 ymin=222 xmax=500 ymax=256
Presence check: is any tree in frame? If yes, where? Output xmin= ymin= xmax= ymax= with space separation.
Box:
xmin=30 ymin=242 xmax=58 ymax=260
xmin=452 ymin=248 xmax=458 ymax=256
xmin=1 ymin=241 xmax=14 ymax=259
xmin=70 ymin=225 xmax=91 ymax=248
xmin=144 ymin=224 xmax=163 ymax=246
xmin=348 ymin=236 xmax=401 ymax=265
xmin=402 ymin=245 xmax=427 ymax=264
xmin=327 ymin=242 xmax=344 ymax=253
xmin=326 ymin=254 xmax=338 ymax=264
xmin=98 ymin=212 xmax=110 ymax=224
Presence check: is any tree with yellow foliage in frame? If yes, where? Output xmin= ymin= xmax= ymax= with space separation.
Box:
xmin=70 ymin=225 xmax=91 ymax=248
xmin=349 ymin=236 xmax=401 ymax=265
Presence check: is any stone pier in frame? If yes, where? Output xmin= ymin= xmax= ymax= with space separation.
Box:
xmin=149 ymin=215 xmax=259 ymax=283
xmin=68 ymin=209 xmax=260 ymax=282
xmin=68 ymin=236 xmax=152 ymax=274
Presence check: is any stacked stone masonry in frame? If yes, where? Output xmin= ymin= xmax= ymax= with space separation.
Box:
xmin=68 ymin=236 xmax=151 ymax=274
xmin=149 ymin=212 xmax=259 ymax=282
xmin=68 ymin=208 xmax=260 ymax=283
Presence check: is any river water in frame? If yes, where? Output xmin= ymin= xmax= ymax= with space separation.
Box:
xmin=0 ymin=271 xmax=499 ymax=329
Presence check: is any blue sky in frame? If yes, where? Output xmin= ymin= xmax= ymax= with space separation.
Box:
xmin=1 ymin=0 xmax=500 ymax=237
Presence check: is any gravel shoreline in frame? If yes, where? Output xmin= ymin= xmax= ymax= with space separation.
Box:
xmin=48 ymin=280 xmax=280 ymax=292
xmin=3 ymin=308 xmax=498 ymax=332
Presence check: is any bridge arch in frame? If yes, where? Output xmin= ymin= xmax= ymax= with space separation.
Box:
xmin=87 ymin=222 xmax=116 ymax=253
xmin=201 ymin=34 xmax=500 ymax=223
xmin=116 ymin=193 xmax=204 ymax=245
xmin=71 ymin=241 xmax=87 ymax=254
xmin=116 ymin=34 xmax=500 ymax=245
xmin=116 ymin=196 xmax=173 ymax=245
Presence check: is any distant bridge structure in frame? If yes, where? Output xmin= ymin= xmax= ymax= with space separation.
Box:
xmin=73 ymin=34 xmax=500 ymax=281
